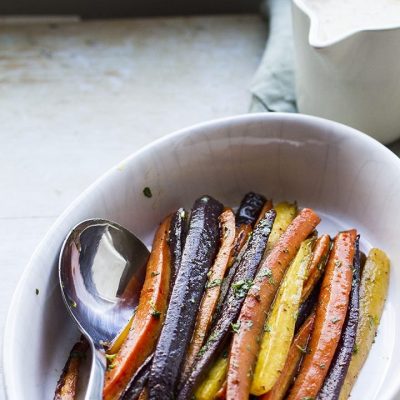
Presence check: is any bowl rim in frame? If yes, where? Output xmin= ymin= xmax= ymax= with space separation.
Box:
xmin=3 ymin=112 xmax=400 ymax=399
xmin=293 ymin=0 xmax=400 ymax=49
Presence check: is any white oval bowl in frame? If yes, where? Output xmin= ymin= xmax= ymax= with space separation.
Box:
xmin=3 ymin=113 xmax=400 ymax=399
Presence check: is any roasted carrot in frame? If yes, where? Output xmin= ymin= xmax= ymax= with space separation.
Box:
xmin=251 ymin=238 xmax=314 ymax=395
xmin=54 ymin=338 xmax=88 ymax=400
xmin=295 ymin=282 xmax=320 ymax=333
xmin=194 ymin=354 xmax=229 ymax=400
xmin=149 ymin=196 xmax=223 ymax=399
xmin=263 ymin=201 xmax=298 ymax=255
xmin=287 ymin=229 xmax=357 ymax=400
xmin=318 ymin=235 xmax=361 ymax=400
xmin=339 ymin=248 xmax=390 ymax=400
xmin=235 ymin=192 xmax=266 ymax=227
xmin=182 ymin=209 xmax=236 ymax=379
xmin=177 ymin=211 xmax=276 ymax=400
xmin=301 ymin=234 xmax=331 ymax=303
xmin=226 ymin=208 xmax=320 ymax=400
xmin=227 ymin=224 xmax=252 ymax=268
xmin=260 ymin=312 xmax=316 ymax=400
xmin=214 ymin=223 xmax=252 ymax=325
xmin=103 ymin=215 xmax=172 ymax=400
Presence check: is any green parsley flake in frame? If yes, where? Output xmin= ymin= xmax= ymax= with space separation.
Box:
xmin=206 ymin=278 xmax=222 ymax=289
xmin=105 ymin=353 xmax=117 ymax=362
xmin=232 ymin=279 xmax=253 ymax=298
xmin=143 ymin=187 xmax=152 ymax=198
xmin=264 ymin=322 xmax=271 ymax=333
xmin=231 ymin=321 xmax=241 ymax=334
xmin=150 ymin=301 xmax=161 ymax=318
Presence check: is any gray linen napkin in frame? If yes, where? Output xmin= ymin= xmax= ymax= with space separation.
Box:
xmin=250 ymin=0 xmax=296 ymax=113
xmin=251 ymin=0 xmax=400 ymax=153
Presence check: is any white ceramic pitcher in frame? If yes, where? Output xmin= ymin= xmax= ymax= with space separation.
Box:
xmin=292 ymin=0 xmax=400 ymax=144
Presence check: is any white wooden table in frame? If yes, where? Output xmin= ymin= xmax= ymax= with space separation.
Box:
xmin=0 ymin=15 xmax=267 ymax=398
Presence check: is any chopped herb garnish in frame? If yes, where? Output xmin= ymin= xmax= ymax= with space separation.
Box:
xmin=206 ymin=278 xmax=222 ymax=289
xmin=143 ymin=187 xmax=152 ymax=198
xmin=232 ymin=279 xmax=253 ymax=298
xmin=208 ymin=332 xmax=218 ymax=342
xmin=71 ymin=300 xmax=77 ymax=308
xmin=105 ymin=353 xmax=117 ymax=362
xmin=264 ymin=322 xmax=271 ymax=333
xmin=353 ymin=343 xmax=359 ymax=354
xmin=301 ymin=397 xmax=315 ymax=400
xmin=231 ymin=321 xmax=241 ymax=334
xmin=319 ymin=363 xmax=326 ymax=369
xmin=150 ymin=301 xmax=161 ymax=318
xmin=151 ymin=271 xmax=160 ymax=277
xmin=107 ymin=363 xmax=116 ymax=371
xmin=331 ymin=316 xmax=341 ymax=324
xmin=259 ymin=267 xmax=276 ymax=285
xmin=259 ymin=268 xmax=272 ymax=278
xmin=198 ymin=345 xmax=207 ymax=357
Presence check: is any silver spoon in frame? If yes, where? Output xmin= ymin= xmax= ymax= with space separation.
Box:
xmin=59 ymin=219 xmax=150 ymax=399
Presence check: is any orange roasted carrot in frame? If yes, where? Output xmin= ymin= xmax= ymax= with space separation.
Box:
xmin=226 ymin=208 xmax=321 ymax=400
xmin=301 ymin=234 xmax=331 ymax=302
xmin=287 ymin=229 xmax=357 ymax=400
xmin=261 ymin=312 xmax=316 ymax=400
xmin=103 ymin=215 xmax=172 ymax=400
xmin=54 ymin=338 xmax=88 ymax=400
xmin=182 ymin=209 xmax=236 ymax=378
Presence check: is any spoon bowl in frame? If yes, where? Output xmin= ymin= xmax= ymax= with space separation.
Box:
xmin=59 ymin=218 xmax=150 ymax=399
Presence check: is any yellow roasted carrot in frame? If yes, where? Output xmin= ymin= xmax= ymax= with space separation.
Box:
xmin=264 ymin=202 xmax=298 ymax=255
xmin=195 ymin=354 xmax=229 ymax=400
xmin=260 ymin=313 xmax=316 ymax=400
xmin=227 ymin=208 xmax=321 ymax=400
xmin=107 ymin=315 xmax=134 ymax=355
xmin=250 ymin=237 xmax=314 ymax=395
xmin=339 ymin=248 xmax=390 ymax=400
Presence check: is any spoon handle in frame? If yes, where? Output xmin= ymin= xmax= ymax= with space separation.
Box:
xmin=85 ymin=342 xmax=107 ymax=400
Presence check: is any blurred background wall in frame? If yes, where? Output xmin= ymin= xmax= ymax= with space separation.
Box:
xmin=0 ymin=0 xmax=262 ymax=18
